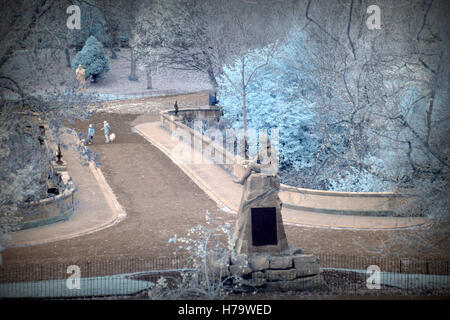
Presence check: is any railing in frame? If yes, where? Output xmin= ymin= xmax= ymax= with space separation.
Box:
xmin=159 ymin=108 xmax=412 ymax=217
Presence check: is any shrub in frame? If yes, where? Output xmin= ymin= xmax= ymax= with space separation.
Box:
xmin=72 ymin=36 xmax=110 ymax=82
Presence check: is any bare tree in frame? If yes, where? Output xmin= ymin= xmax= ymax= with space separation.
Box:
xmin=221 ymin=43 xmax=279 ymax=158
xmin=133 ymin=0 xmax=298 ymax=93
xmin=94 ymin=0 xmax=142 ymax=79
xmin=277 ymin=0 xmax=449 ymax=252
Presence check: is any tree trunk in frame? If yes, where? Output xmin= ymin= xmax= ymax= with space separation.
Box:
xmin=128 ymin=48 xmax=138 ymax=81
xmin=204 ymin=53 xmax=218 ymax=94
xmin=241 ymin=57 xmax=248 ymax=159
xmin=109 ymin=42 xmax=117 ymax=59
xmin=64 ymin=48 xmax=71 ymax=68
xmin=146 ymin=66 xmax=152 ymax=89
xmin=207 ymin=66 xmax=218 ymax=106
xmin=207 ymin=66 xmax=218 ymax=93
xmin=242 ymin=87 xmax=248 ymax=159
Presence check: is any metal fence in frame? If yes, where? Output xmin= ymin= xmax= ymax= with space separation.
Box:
xmin=316 ymin=253 xmax=450 ymax=275
xmin=0 ymin=254 xmax=448 ymax=298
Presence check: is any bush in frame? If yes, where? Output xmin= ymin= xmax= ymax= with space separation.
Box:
xmin=217 ymin=45 xmax=325 ymax=188
xmin=72 ymin=36 xmax=110 ymax=82
xmin=147 ymin=211 xmax=238 ymax=299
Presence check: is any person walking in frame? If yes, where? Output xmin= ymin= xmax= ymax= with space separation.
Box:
xmin=101 ymin=120 xmax=111 ymax=143
xmin=87 ymin=124 xmax=95 ymax=144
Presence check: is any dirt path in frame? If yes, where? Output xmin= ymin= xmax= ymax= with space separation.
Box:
xmin=3 ymin=113 xmax=227 ymax=266
xmin=3 ymin=97 xmax=449 ymax=267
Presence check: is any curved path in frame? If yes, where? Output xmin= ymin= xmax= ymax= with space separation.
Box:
xmin=2 ymin=111 xmax=446 ymax=267
xmin=9 ymin=129 xmax=126 ymax=248
xmin=3 ymin=113 xmax=229 ymax=266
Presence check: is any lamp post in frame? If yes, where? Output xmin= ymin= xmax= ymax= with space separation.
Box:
xmin=56 ymin=143 xmax=63 ymax=164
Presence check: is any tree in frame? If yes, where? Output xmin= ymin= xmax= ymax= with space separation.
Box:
xmin=111 ymin=0 xmax=142 ymax=82
xmin=67 ymin=0 xmax=109 ymax=50
xmin=275 ymin=0 xmax=449 ymax=254
xmin=297 ymin=0 xmax=449 ymax=214
xmin=86 ymin=0 xmax=144 ymax=72
xmin=219 ymin=44 xmax=279 ymax=159
xmin=134 ymin=0 xmax=216 ymax=91
xmin=218 ymin=0 xmax=450 ymax=210
xmin=0 ymin=0 xmax=96 ymax=258
xmin=133 ymin=0 xmax=298 ymax=94
xmin=218 ymin=37 xmax=330 ymax=187
xmin=72 ymin=36 xmax=110 ymax=83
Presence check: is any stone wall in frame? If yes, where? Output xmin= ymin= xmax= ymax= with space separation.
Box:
xmin=160 ymin=108 xmax=236 ymax=173
xmin=211 ymin=251 xmax=324 ymax=292
xmin=279 ymin=184 xmax=410 ymax=217
xmin=16 ymin=170 xmax=75 ymax=230
xmin=159 ymin=108 xmax=411 ymax=217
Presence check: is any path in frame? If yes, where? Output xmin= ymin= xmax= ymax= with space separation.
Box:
xmin=3 ymin=111 xmax=448 ymax=268
xmin=9 ymin=129 xmax=125 ymax=247
xmin=133 ymin=121 xmax=431 ymax=230
xmin=2 ymin=113 xmax=227 ymax=267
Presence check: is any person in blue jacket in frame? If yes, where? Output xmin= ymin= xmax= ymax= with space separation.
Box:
xmin=87 ymin=124 xmax=95 ymax=144
xmin=208 ymin=91 xmax=219 ymax=106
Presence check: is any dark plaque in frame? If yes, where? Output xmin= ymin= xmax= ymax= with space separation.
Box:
xmin=251 ymin=207 xmax=277 ymax=246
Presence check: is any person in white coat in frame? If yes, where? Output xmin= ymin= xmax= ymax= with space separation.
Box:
xmin=101 ymin=121 xmax=111 ymax=143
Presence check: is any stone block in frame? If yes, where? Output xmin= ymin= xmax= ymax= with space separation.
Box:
xmin=229 ymin=264 xmax=252 ymax=277
xmin=293 ymin=254 xmax=320 ymax=277
xmin=265 ymin=269 xmax=297 ymax=281
xmin=248 ymin=254 xmax=270 ymax=271
xmin=51 ymin=160 xmax=68 ymax=173
xmin=269 ymin=255 xmax=293 ymax=269
xmin=265 ymin=274 xmax=324 ymax=291
xmin=251 ymin=271 xmax=265 ymax=279
xmin=241 ymin=277 xmax=266 ymax=287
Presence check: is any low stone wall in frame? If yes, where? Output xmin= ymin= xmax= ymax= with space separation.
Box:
xmin=161 ymin=106 xmax=222 ymax=123
xmin=16 ymin=170 xmax=75 ymax=230
xmin=278 ymin=185 xmax=409 ymax=217
xmin=160 ymin=107 xmax=236 ymax=173
xmin=159 ymin=108 xmax=410 ymax=217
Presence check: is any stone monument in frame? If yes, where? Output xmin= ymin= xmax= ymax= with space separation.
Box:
xmin=232 ymin=134 xmax=288 ymax=254
xmin=226 ymin=134 xmax=324 ymax=291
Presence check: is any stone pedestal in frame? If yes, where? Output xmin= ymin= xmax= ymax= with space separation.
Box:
xmin=232 ymin=173 xmax=289 ymax=255
xmin=223 ymin=251 xmax=324 ymax=292
xmin=229 ymin=172 xmax=324 ymax=291
xmin=51 ymin=160 xmax=68 ymax=173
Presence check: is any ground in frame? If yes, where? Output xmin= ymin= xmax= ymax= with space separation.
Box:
xmin=3 ymin=92 xmax=449 ymax=271
xmin=3 ymin=48 xmax=211 ymax=97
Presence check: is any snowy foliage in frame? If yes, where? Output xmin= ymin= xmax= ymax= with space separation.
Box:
xmin=218 ymin=21 xmax=449 ymax=198
xmin=219 ymin=46 xmax=321 ymax=175
xmin=328 ymin=166 xmax=395 ymax=192
xmin=72 ymin=36 xmax=110 ymax=79
xmin=147 ymin=211 xmax=240 ymax=299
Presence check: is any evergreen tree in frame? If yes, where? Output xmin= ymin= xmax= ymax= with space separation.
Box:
xmin=72 ymin=36 xmax=110 ymax=82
